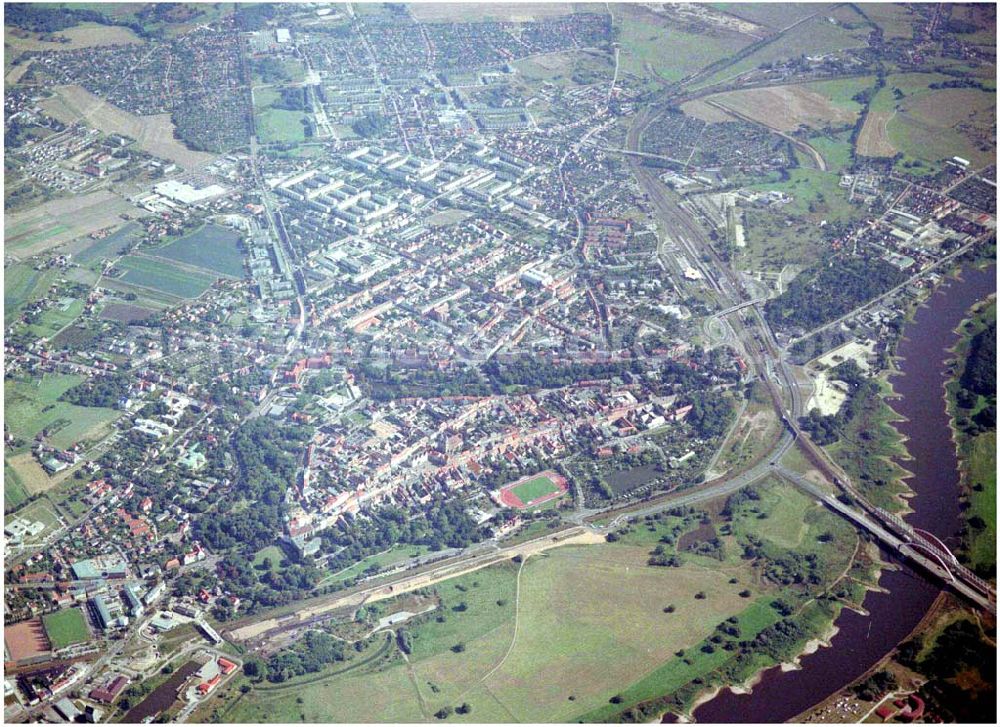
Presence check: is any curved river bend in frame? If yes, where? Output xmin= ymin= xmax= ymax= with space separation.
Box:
xmin=693 ymin=264 xmax=996 ymax=723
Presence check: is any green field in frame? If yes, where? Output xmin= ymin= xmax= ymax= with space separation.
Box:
xmin=509 ymin=475 xmax=561 ymax=504
xmin=964 ymin=431 xmax=996 ymax=570
xmin=5 ymin=373 xmax=120 ymax=450
xmin=27 ymin=298 xmax=85 ymax=339
xmin=807 ymin=131 xmax=855 ymax=174
xmin=8 ymin=498 xmax=62 ymax=541
xmin=42 ymin=607 xmax=90 ymax=649
xmin=150 ymin=224 xmax=246 ymax=277
xmin=4 ymin=464 xmax=30 ymax=511
xmin=115 ymin=255 xmax=215 ymax=299
xmin=256 ymin=108 xmax=308 ymax=144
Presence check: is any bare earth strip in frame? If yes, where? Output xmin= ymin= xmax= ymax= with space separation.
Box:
xmin=857 ymin=110 xmax=897 ymax=157
xmin=680 ymin=98 xmax=738 ymax=123
xmin=701 ymin=85 xmax=858 ymax=131
xmin=4 ymin=190 xmax=142 ymax=257
xmin=40 ymin=85 xmax=215 ymax=170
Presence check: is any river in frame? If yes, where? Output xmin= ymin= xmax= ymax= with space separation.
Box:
xmin=692 ymin=263 xmax=996 ymax=723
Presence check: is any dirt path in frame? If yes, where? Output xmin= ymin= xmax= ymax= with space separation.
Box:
xmin=458 ymin=555 xmax=528 ymax=701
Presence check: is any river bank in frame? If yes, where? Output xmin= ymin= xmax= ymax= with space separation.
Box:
xmin=691 ymin=263 xmax=996 ymax=722
xmin=942 ymin=291 xmax=997 ymax=575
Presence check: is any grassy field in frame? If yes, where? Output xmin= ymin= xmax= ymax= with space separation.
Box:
xmin=5 ymin=373 xmax=120 ymax=450
xmin=695 ymin=11 xmax=868 ymax=89
xmin=738 ymin=206 xmax=829 ymax=270
xmin=115 ymin=255 xmax=216 ymax=299
xmin=859 ymin=74 xmax=997 ymax=167
xmin=150 ymin=224 xmax=246 ymax=277
xmin=807 ymin=130 xmax=855 ymax=174
xmin=5 ymin=463 xmax=30 ymax=511
xmin=802 ymin=76 xmax=875 ymax=111
xmin=963 ymin=431 xmax=996 ymax=570
xmin=42 ymin=608 xmax=90 ymax=649
xmin=256 ymin=108 xmax=308 ymax=144
xmin=316 ymin=544 xmax=433 ymax=589
xmin=27 ymin=298 xmax=85 ymax=340
xmin=4 ymin=263 xmax=55 ymax=324
xmin=617 ymin=10 xmax=748 ymax=84
xmin=742 ymin=167 xmax=861 ymax=223
xmin=717 ymin=3 xmax=837 ymax=30
xmin=828 ymin=378 xmax=913 ymax=513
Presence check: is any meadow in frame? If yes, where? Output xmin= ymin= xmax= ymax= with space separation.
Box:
xmin=228 ymin=541 xmax=769 ymax=723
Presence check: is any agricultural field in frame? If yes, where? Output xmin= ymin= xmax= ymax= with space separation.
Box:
xmin=4 ymin=189 xmax=140 ymax=257
xmin=114 ymin=255 xmax=216 ymax=299
xmin=42 ymin=608 xmax=90 ymax=650
xmin=5 ymin=453 xmax=53 ymax=501
xmin=703 ymin=84 xmax=859 ymax=132
xmin=4 ymin=373 xmax=121 ymax=451
xmin=410 ymin=3 xmax=579 ymax=22
xmin=862 ymin=3 xmax=916 ymax=39
xmin=98 ymin=302 xmax=158 ymax=323
xmin=40 ymin=85 xmax=215 ymax=170
xmin=148 ymin=224 xmax=246 ymax=277
xmin=67 ymin=222 xmax=143 ymax=265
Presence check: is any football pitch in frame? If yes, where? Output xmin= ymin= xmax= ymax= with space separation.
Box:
xmin=510 ymin=475 xmax=561 ymax=503
xmin=42 ymin=608 xmax=89 ymax=650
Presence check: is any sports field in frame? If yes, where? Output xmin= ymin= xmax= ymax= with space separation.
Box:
xmin=497 ymin=470 xmax=569 ymax=509
xmin=42 ymin=608 xmax=90 ymax=650
xmin=116 ymin=255 xmax=216 ymax=299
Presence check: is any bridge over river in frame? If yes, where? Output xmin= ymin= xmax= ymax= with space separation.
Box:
xmin=774 ymin=465 xmax=996 ymax=614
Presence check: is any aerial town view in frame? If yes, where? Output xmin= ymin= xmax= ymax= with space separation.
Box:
xmin=2 ymin=1 xmax=996 ymax=724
